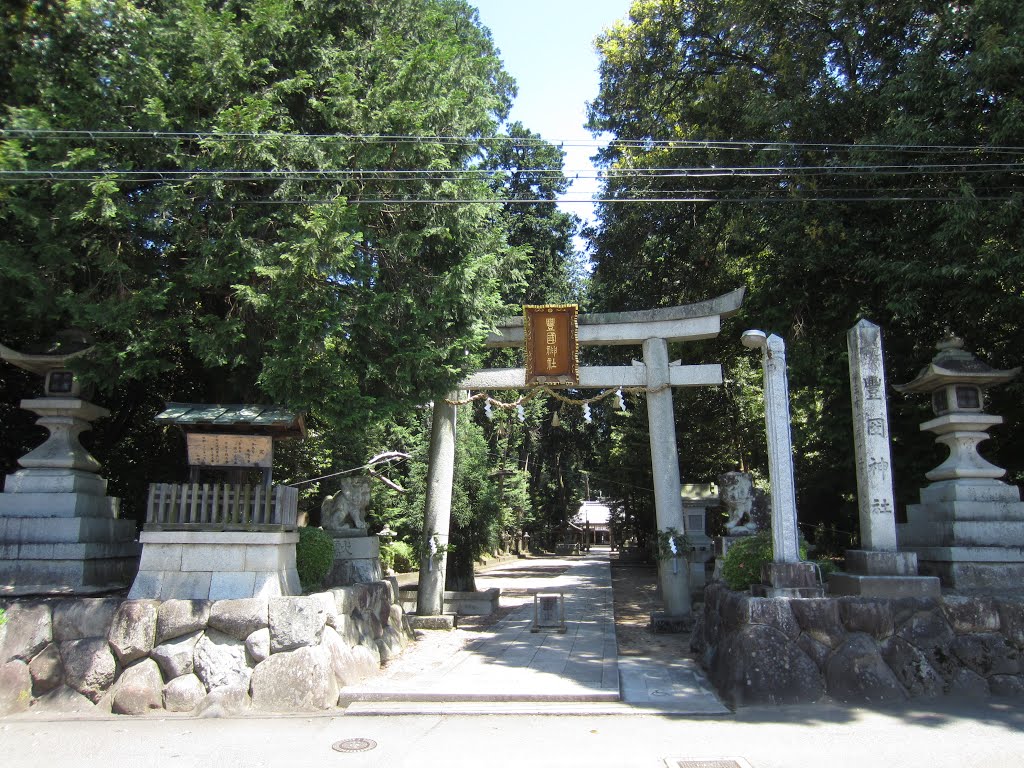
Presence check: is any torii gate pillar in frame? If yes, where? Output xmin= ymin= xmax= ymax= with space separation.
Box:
xmin=416 ymin=392 xmax=457 ymax=616
xmin=643 ymin=337 xmax=691 ymax=617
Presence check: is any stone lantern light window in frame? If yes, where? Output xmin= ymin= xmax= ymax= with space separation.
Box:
xmin=955 ymin=385 xmax=981 ymax=410
xmin=45 ymin=369 xmax=76 ymax=396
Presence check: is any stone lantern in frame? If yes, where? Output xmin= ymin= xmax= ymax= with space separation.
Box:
xmin=895 ymin=334 xmax=1024 ymax=589
xmin=894 ymin=334 xmax=1018 ymax=483
xmin=0 ymin=331 xmax=138 ymax=595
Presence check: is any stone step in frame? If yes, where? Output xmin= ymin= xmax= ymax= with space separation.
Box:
xmin=339 ymin=686 xmax=621 ymax=704
xmin=342 ymin=699 xmax=728 ymax=715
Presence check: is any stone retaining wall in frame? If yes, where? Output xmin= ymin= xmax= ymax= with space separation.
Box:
xmin=0 ymin=580 xmax=414 ymax=716
xmin=692 ymin=584 xmax=1024 ymax=707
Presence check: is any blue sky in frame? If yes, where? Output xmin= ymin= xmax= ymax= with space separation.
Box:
xmin=471 ymin=0 xmax=635 ymax=225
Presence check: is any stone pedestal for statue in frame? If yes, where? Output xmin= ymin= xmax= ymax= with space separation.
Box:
xmin=829 ymin=320 xmax=940 ymax=598
xmin=0 ymin=398 xmax=138 ymax=595
xmin=322 ymin=477 xmax=383 ymax=586
xmin=895 ymin=336 xmax=1023 ymax=590
xmin=325 ymin=530 xmax=383 ymax=586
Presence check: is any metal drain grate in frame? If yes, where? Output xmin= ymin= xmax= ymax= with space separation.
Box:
xmin=669 ymin=759 xmax=750 ymax=768
xmin=332 ymin=738 xmax=377 ymax=753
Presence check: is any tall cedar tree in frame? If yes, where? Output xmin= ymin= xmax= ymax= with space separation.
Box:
xmin=586 ymin=0 xmax=1024 ymax=550
xmin=0 ymin=0 xmax=516 ymax=517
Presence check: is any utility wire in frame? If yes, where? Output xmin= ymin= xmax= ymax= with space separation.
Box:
xmin=2 ymin=161 xmax=1021 ymax=181
xmin=4 ymin=128 xmax=1024 ymax=155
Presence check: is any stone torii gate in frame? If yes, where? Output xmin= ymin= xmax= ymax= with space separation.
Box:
xmin=417 ymin=289 xmax=745 ymax=620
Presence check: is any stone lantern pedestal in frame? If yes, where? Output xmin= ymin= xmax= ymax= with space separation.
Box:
xmin=0 ymin=339 xmax=138 ymax=594
xmin=896 ymin=336 xmax=1024 ymax=590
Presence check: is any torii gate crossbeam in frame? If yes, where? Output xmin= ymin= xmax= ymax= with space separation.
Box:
xmin=417 ymin=289 xmax=744 ymax=620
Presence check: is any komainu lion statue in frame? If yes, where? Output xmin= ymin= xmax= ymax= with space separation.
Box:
xmin=321 ymin=477 xmax=371 ymax=531
xmin=718 ymin=470 xmax=757 ymax=535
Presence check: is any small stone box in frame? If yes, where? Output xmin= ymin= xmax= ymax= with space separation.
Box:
xmin=531 ymin=590 xmax=566 ymax=633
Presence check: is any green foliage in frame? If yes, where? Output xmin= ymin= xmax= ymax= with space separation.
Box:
xmin=587 ymin=0 xmax=1024 ymax=544
xmin=0 ymin=607 xmax=6 ymax=629
xmin=720 ymin=532 xmax=819 ymax=590
xmin=380 ymin=540 xmax=416 ymax=573
xmin=295 ymin=526 xmax=334 ymax=593
xmin=0 ymin=0 xmax=518 ymax=518
xmin=720 ymin=532 xmax=774 ymax=591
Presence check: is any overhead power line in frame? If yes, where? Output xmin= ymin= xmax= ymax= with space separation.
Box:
xmin=4 ymin=128 xmax=1024 ymax=155
xmin=1 ymin=160 xmax=1022 ymax=181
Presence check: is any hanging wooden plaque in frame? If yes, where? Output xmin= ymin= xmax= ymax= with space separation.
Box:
xmin=186 ymin=433 xmax=273 ymax=468
xmin=524 ymin=304 xmax=579 ymax=386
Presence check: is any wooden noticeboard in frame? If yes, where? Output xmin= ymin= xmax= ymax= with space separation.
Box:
xmin=186 ymin=433 xmax=273 ymax=468
xmin=524 ymin=304 xmax=579 ymax=386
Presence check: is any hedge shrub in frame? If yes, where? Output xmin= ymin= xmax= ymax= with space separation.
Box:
xmin=721 ymin=531 xmax=775 ymax=590
xmin=296 ymin=526 xmax=334 ymax=592
xmin=381 ymin=540 xmax=416 ymax=573
xmin=721 ymin=531 xmax=819 ymax=590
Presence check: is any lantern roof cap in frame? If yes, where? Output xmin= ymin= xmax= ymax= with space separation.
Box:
xmin=0 ymin=330 xmax=92 ymax=377
xmin=894 ymin=334 xmax=1019 ymax=393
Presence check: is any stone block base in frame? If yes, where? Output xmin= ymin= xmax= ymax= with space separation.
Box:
xmin=828 ymin=572 xmax=941 ymax=598
xmin=0 ymin=484 xmax=138 ymax=595
xmin=899 ymin=479 xmax=1024 ymax=589
xmin=844 ymin=549 xmax=920 ymax=576
xmin=407 ymin=614 xmax=456 ymax=630
xmin=399 ymin=587 xmax=500 ymax=616
xmin=325 ymin=535 xmax=383 ymax=587
xmin=917 ymin=559 xmax=1024 ymax=591
xmin=0 ymin=554 xmax=138 ymax=596
xmin=750 ymin=561 xmax=824 ymax=597
xmin=829 ymin=549 xmax=941 ymax=598
xmin=129 ymin=530 xmax=300 ymax=600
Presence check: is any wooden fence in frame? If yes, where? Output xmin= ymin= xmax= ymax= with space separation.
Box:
xmin=145 ymin=482 xmax=298 ymax=531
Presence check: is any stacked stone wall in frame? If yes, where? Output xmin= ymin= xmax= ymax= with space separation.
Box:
xmin=0 ymin=580 xmax=414 ymax=716
xmin=692 ymin=584 xmax=1024 ymax=706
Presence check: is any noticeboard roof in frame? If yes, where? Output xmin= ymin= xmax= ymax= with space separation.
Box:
xmin=155 ymin=403 xmax=306 ymax=439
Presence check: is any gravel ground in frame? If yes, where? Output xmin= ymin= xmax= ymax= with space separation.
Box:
xmin=609 ymin=561 xmax=696 ymax=660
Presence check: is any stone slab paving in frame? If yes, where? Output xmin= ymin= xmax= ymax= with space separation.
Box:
xmin=342 ymin=550 xmax=729 ymax=715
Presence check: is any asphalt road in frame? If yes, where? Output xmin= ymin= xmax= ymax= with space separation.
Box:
xmin=4 ymin=698 xmax=1023 ymax=768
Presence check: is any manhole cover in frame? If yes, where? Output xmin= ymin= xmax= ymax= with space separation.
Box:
xmin=332 ymin=738 xmax=377 ymax=753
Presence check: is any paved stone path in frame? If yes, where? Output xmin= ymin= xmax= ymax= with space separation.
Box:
xmin=342 ymin=549 xmax=729 ymax=715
